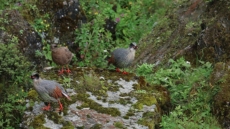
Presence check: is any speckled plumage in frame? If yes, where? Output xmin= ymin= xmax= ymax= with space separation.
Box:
xmin=31 ymin=73 xmax=71 ymax=111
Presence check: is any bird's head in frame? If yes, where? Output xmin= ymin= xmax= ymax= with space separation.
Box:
xmin=51 ymin=43 xmax=58 ymax=50
xmin=129 ymin=42 xmax=138 ymax=50
xmin=31 ymin=73 xmax=40 ymax=80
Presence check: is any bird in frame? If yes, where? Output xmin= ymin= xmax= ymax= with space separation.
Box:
xmin=51 ymin=44 xmax=73 ymax=75
xmin=107 ymin=42 xmax=137 ymax=74
xmin=30 ymin=73 xmax=71 ymax=111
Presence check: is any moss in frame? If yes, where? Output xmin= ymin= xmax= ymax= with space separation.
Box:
xmin=141 ymin=96 xmax=157 ymax=106
xmin=27 ymin=89 xmax=39 ymax=100
xmin=62 ymin=94 xmax=78 ymax=115
xmin=123 ymin=107 xmax=137 ymax=119
xmin=28 ymin=100 xmax=35 ymax=111
xmin=108 ymin=84 xmax=120 ymax=92
xmin=133 ymin=94 xmax=157 ymax=110
xmin=212 ymin=62 xmax=230 ymax=127
xmin=133 ymin=102 xmax=144 ymax=110
xmin=47 ymin=112 xmax=63 ymax=124
xmin=76 ymin=72 xmax=109 ymax=97
xmin=29 ymin=114 xmax=48 ymax=129
xmin=114 ymin=121 xmax=125 ymax=129
xmin=119 ymin=98 xmax=131 ymax=105
xmin=90 ymin=124 xmax=102 ymax=129
xmin=61 ymin=121 xmax=75 ymax=129
xmin=137 ymin=112 xmax=156 ymax=129
xmin=76 ymin=93 xmax=121 ymax=116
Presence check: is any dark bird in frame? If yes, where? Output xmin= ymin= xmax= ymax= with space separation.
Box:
xmin=31 ymin=73 xmax=71 ymax=111
xmin=108 ymin=42 xmax=137 ymax=74
xmin=51 ymin=44 xmax=73 ymax=75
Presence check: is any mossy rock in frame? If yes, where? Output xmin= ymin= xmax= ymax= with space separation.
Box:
xmin=133 ymin=102 xmax=144 ymax=110
xmin=138 ymin=111 xmax=156 ymax=129
xmin=141 ymin=96 xmax=157 ymax=106
xmin=133 ymin=94 xmax=157 ymax=110
xmin=61 ymin=121 xmax=75 ymax=129
xmin=76 ymin=93 xmax=121 ymax=116
xmin=47 ymin=112 xmax=63 ymax=124
xmin=27 ymin=89 xmax=39 ymax=100
xmin=29 ymin=114 xmax=48 ymax=129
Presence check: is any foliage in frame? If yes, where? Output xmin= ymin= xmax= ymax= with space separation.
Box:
xmin=0 ymin=88 xmax=27 ymax=128
xmin=0 ymin=36 xmax=30 ymax=81
xmin=75 ymin=0 xmax=172 ymax=67
xmin=75 ymin=16 xmax=113 ymax=67
xmin=0 ymin=0 xmax=22 ymax=10
xmin=0 ymin=36 xmax=30 ymax=128
xmin=32 ymin=14 xmax=50 ymax=34
xmin=114 ymin=121 xmax=125 ymax=129
xmin=136 ymin=57 xmax=221 ymax=128
xmin=77 ymin=73 xmax=108 ymax=97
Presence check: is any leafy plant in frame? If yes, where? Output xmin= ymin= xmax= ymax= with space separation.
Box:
xmin=0 ymin=36 xmax=30 ymax=81
xmin=136 ymin=57 xmax=221 ymax=128
xmin=74 ymin=16 xmax=113 ymax=67
xmin=32 ymin=14 xmax=50 ymax=34
xmin=63 ymin=76 xmax=72 ymax=88
xmin=0 ymin=36 xmax=31 ymax=128
xmin=75 ymin=0 xmax=173 ymax=67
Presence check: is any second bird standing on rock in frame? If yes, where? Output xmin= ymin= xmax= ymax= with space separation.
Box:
xmin=51 ymin=44 xmax=73 ymax=75
xmin=108 ymin=42 xmax=137 ymax=74
xmin=31 ymin=73 xmax=71 ymax=111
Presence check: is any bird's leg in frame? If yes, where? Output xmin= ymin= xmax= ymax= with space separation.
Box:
xmin=116 ymin=68 xmax=128 ymax=74
xmin=122 ymin=71 xmax=128 ymax=75
xmin=121 ymin=68 xmax=129 ymax=74
xmin=58 ymin=66 xmax=65 ymax=75
xmin=65 ymin=65 xmax=71 ymax=74
xmin=42 ymin=103 xmax=51 ymax=111
xmin=116 ymin=68 xmax=121 ymax=72
xmin=57 ymin=100 xmax=63 ymax=111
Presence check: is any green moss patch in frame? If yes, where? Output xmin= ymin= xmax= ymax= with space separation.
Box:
xmin=29 ymin=114 xmax=48 ymax=129
xmin=76 ymin=93 xmax=121 ymax=116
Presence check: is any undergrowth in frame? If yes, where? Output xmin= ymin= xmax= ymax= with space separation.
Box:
xmin=0 ymin=36 xmax=31 ymax=128
xmin=75 ymin=0 xmax=172 ymax=67
xmin=136 ymin=57 xmax=221 ymax=128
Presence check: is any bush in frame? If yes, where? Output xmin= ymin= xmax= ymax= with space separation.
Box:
xmin=136 ymin=58 xmax=221 ymax=128
xmin=0 ymin=36 xmax=31 ymax=128
xmin=75 ymin=0 xmax=173 ymax=67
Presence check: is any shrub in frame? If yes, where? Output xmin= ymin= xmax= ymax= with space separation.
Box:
xmin=0 ymin=36 xmax=31 ymax=128
xmin=136 ymin=57 xmax=221 ymax=128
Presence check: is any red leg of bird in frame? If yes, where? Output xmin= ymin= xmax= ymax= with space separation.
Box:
xmin=42 ymin=103 xmax=51 ymax=111
xmin=57 ymin=100 xmax=63 ymax=111
xmin=65 ymin=65 xmax=71 ymax=74
xmin=122 ymin=71 xmax=128 ymax=75
xmin=58 ymin=67 xmax=65 ymax=75
xmin=116 ymin=68 xmax=121 ymax=72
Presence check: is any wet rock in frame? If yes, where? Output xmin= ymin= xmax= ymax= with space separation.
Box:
xmin=21 ymin=68 xmax=169 ymax=129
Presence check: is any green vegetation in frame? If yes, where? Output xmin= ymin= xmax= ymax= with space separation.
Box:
xmin=0 ymin=0 xmax=225 ymax=128
xmin=114 ymin=121 xmax=125 ymax=129
xmin=0 ymin=36 xmax=31 ymax=128
xmin=76 ymin=93 xmax=121 ymax=116
xmin=75 ymin=0 xmax=172 ymax=67
xmin=136 ymin=57 xmax=221 ymax=128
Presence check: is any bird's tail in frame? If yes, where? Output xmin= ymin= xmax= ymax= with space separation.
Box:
xmin=62 ymin=92 xmax=72 ymax=101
